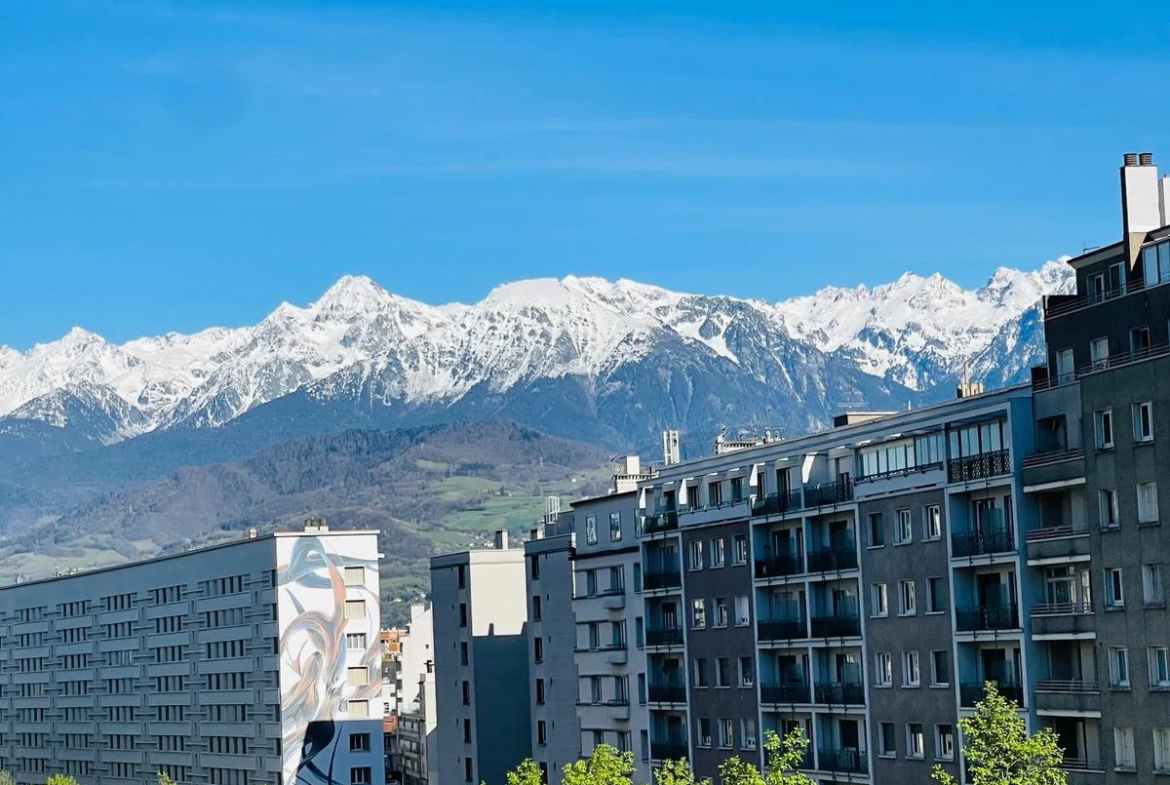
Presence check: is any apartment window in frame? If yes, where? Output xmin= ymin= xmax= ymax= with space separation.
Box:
xmin=898 ymin=580 xmax=916 ymax=616
xmin=689 ymin=540 xmax=704 ymax=570
xmin=1114 ymin=727 xmax=1136 ymax=770
xmin=344 ymin=600 xmax=365 ymax=619
xmin=1090 ymin=336 xmax=1109 ymax=364
xmin=458 ymin=563 xmax=467 ymax=587
xmin=1100 ymin=489 xmax=1119 ymax=529
xmin=347 ymin=667 xmax=367 ymax=686
xmin=730 ymin=476 xmax=744 ymax=502
xmin=1135 ymin=326 xmax=1154 ymax=350
xmin=875 ymin=653 xmax=893 ymax=687
xmin=464 ymin=759 xmax=473 ymax=783
xmin=634 ymin=563 xmax=642 ymax=592
xmin=460 ymin=642 xmax=468 ymax=665
xmin=590 ymin=676 xmax=603 ymax=703
xmin=349 ymin=733 xmax=371 ymax=752
xmin=461 ymin=681 xmax=470 ymax=704
xmin=351 ymin=768 xmax=372 ymax=785
xmin=879 ymin=723 xmax=896 ymax=757
xmin=535 ymin=678 xmax=545 ymax=704
xmin=1156 ymin=729 xmax=1170 ymax=774
xmin=459 ymin=603 xmax=468 ymax=627
xmin=903 ymin=651 xmax=921 ymax=687
xmin=926 ymin=577 xmax=945 ymax=613
xmin=593 ymin=730 xmax=605 ymax=750
xmin=640 ymin=730 xmax=649 ymax=761
xmin=1110 ymin=647 xmax=1130 ymax=688
xmin=907 ymin=724 xmax=924 ymax=759
xmin=734 ymin=594 xmax=750 ymax=626
xmin=739 ymin=656 xmax=754 ymax=687
xmin=931 ymin=650 xmax=950 ymax=686
xmin=718 ymin=719 xmax=734 ymax=749
xmin=638 ymin=673 xmax=646 ymax=704
xmin=715 ymin=658 xmax=731 ymax=688
xmin=895 ymin=509 xmax=913 ymax=544
xmin=1146 ymin=565 xmax=1165 ymax=605
xmin=867 ymin=513 xmax=884 ymax=547
xmin=923 ymin=505 xmax=941 ymax=540
xmin=586 ymin=570 xmax=598 ymax=596
xmin=693 ymin=658 xmax=708 ymax=688
xmin=347 ymin=700 xmax=369 ymax=720
xmin=708 ymin=482 xmax=723 ymax=507
xmin=1095 ymin=409 xmax=1114 ymax=449
xmin=691 ymin=599 xmax=706 ymax=629
xmin=1139 ymin=482 xmax=1160 ymax=524
xmin=1152 ymin=647 xmax=1170 ymax=689
xmin=586 ymin=515 xmax=598 ymax=545
xmin=344 ymin=566 xmax=365 ymax=586
xmin=532 ymin=595 xmax=542 ymax=621
xmin=607 ymin=511 xmax=622 ymax=542
xmin=711 ymin=538 xmax=726 ymax=568
xmin=1106 ymin=568 xmax=1125 ymax=608
xmin=534 ymin=637 xmax=544 ymax=662
xmin=713 ymin=598 xmax=728 ymax=628
xmin=1055 ymin=347 xmax=1074 ymax=378
xmin=536 ymin=720 xmax=547 ymax=746
xmin=871 ymin=583 xmax=888 ymax=617
xmin=1134 ymin=402 xmax=1154 ymax=443
xmin=587 ymin=622 xmax=600 ymax=649
xmin=935 ymin=725 xmax=955 ymax=761
xmin=697 ymin=718 xmax=712 ymax=748
xmin=740 ymin=718 xmax=757 ymax=750
xmin=732 ymin=534 xmax=749 ymax=565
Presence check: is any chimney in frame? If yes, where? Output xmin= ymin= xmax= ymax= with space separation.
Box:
xmin=662 ymin=430 xmax=681 ymax=466
xmin=1121 ymin=152 xmax=1162 ymax=269
xmin=494 ymin=529 xmax=509 ymax=550
xmin=530 ymin=526 xmax=544 ymax=540
xmin=303 ymin=517 xmax=328 ymax=533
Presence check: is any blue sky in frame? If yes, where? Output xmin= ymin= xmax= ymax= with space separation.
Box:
xmin=3 ymin=0 xmax=1170 ymax=349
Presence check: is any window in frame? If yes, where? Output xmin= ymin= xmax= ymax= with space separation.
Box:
xmin=585 ymin=515 xmax=598 ymax=545
xmin=931 ymin=651 xmax=949 ymax=686
xmin=609 ymin=511 xmax=622 ymax=541
xmin=1134 ymin=402 xmax=1154 ymax=443
xmin=536 ymin=720 xmax=546 ymax=745
xmin=351 ymin=768 xmax=372 ymax=785
xmin=1152 ymin=647 xmax=1170 ymax=689
xmin=691 ymin=599 xmax=706 ymax=629
xmin=1156 ymin=728 xmax=1170 ymax=774
xmin=734 ymin=595 xmax=750 ymax=626
xmin=739 ymin=656 xmax=754 ymax=687
xmin=718 ymin=719 xmax=734 ymax=749
xmin=464 ymin=759 xmax=473 ymax=783
xmin=927 ymin=577 xmax=945 ymax=613
xmin=902 ymin=651 xmax=920 ymax=687
xmin=459 ymin=603 xmax=468 ymax=627
xmin=689 ymin=540 xmax=704 ymax=570
xmin=1110 ymin=647 xmax=1130 ymax=688
xmin=349 ymin=733 xmax=371 ymax=752
xmin=895 ymin=509 xmax=913 ymax=544
xmin=1100 ymin=490 xmax=1119 ymax=529
xmin=740 ymin=718 xmax=757 ymax=750
xmin=898 ymin=580 xmax=916 ymax=616
xmin=1094 ymin=409 xmax=1114 ymax=449
xmin=924 ymin=505 xmax=941 ymax=540
xmin=875 ymin=653 xmax=893 ymax=687
xmin=867 ymin=513 xmax=884 ymax=547
xmin=535 ymin=678 xmax=545 ymax=704
xmin=1139 ymin=482 xmax=1160 ymax=524
xmin=713 ymin=598 xmax=728 ymax=628
xmin=635 ymin=616 xmax=644 ymax=648
xmin=458 ymin=563 xmax=467 ymax=587
xmin=708 ymin=482 xmax=723 ymax=507
xmin=528 ymin=556 xmax=538 ymax=581
xmin=344 ymin=600 xmax=365 ymax=619
xmin=935 ymin=725 xmax=954 ymax=761
xmin=609 ymin=566 xmax=624 ymax=593
xmin=1106 ymin=568 xmax=1125 ymax=608
xmin=461 ymin=681 xmax=471 ymax=705
xmin=871 ymin=583 xmax=888 ymax=617
xmin=344 ymin=566 xmax=365 ymax=586
xmin=532 ymin=595 xmax=542 ymax=621
xmin=693 ymin=658 xmax=708 ymax=688
xmin=1114 ymin=727 xmax=1136 ymax=770
xmin=879 ymin=723 xmax=896 ymax=757
xmin=907 ymin=724 xmax=925 ymax=759
xmin=1090 ymin=336 xmax=1109 ymax=365
xmin=697 ymin=718 xmax=712 ymax=747
xmin=715 ymin=658 xmax=731 ymax=687
xmin=586 ymin=570 xmax=598 ymax=596
xmin=460 ymin=642 xmax=468 ymax=665
xmin=534 ymin=637 xmax=543 ymax=662
xmin=347 ymin=700 xmax=369 ymax=720
xmin=1055 ymin=348 xmax=1074 ymax=379
xmin=1146 ymin=565 xmax=1165 ymax=605
xmin=730 ymin=476 xmax=744 ymax=502
xmin=732 ymin=534 xmax=749 ymax=565
xmin=347 ymin=667 xmax=367 ymax=686
xmin=711 ymin=538 xmax=726 ymax=568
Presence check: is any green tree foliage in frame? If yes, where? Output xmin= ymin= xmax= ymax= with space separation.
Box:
xmin=503 ymin=759 xmax=545 ymax=785
xmin=932 ymin=681 xmax=1066 ymax=785
xmin=157 ymin=773 xmax=177 ymax=785
xmin=716 ymin=728 xmax=814 ymax=785
xmin=562 ymin=743 xmax=636 ymax=785
xmin=0 ymin=770 xmax=13 ymax=785
xmin=652 ymin=758 xmax=710 ymax=785
xmin=46 ymin=776 xmax=80 ymax=785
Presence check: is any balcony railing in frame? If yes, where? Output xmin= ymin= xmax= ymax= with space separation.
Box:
xmin=960 ymin=681 xmax=1024 ymax=707
xmin=757 ymin=618 xmax=808 ymax=642
xmin=1035 ymin=679 xmax=1099 ymax=693
xmin=754 ymin=552 xmax=804 ymax=579
xmin=814 ymin=681 xmax=865 ymax=705
xmin=1032 ymin=342 xmax=1170 ymax=389
xmin=647 ymin=683 xmax=686 ymax=703
xmin=955 ymin=603 xmax=1020 ymax=632
xmin=803 ymin=477 xmax=854 ymax=507
xmin=1031 ymin=601 xmax=1093 ymax=616
xmin=645 ymin=627 xmax=684 ymax=647
xmin=752 ymin=489 xmax=803 ymax=517
xmin=1044 ymin=269 xmax=1170 ymax=320
xmin=1059 ymin=758 xmax=1105 ymax=772
xmin=1022 ymin=448 xmax=1084 ymax=469
xmin=759 ymin=682 xmax=811 ymax=704
xmin=643 ymin=510 xmax=679 ymax=534
xmin=650 ymin=741 xmax=688 ymax=761
xmin=855 ymin=461 xmax=944 ymax=484
xmin=806 ymin=546 xmax=858 ymax=572
xmin=642 ymin=569 xmax=682 ymax=591
xmin=951 ymin=525 xmax=1016 ymax=558
xmin=947 ymin=449 xmax=1011 ymax=483
xmin=810 ymin=614 xmax=861 ymax=638
xmin=1026 ymin=523 xmax=1089 ymax=542
xmin=817 ymin=748 xmax=868 ymax=775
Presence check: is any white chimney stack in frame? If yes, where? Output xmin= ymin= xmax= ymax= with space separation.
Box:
xmin=1121 ymin=152 xmax=1162 ymax=268
xmin=494 ymin=529 xmax=509 ymax=550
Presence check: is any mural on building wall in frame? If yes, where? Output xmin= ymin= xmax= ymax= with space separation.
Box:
xmin=277 ymin=534 xmax=382 ymax=785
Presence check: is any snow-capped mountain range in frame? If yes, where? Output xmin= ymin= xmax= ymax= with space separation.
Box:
xmin=0 ymin=260 xmax=1074 ymax=456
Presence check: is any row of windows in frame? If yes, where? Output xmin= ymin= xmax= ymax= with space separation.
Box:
xmin=583 ymin=511 xmax=625 ymax=546
xmin=692 ymin=655 xmax=754 ymax=689
xmin=1098 ymin=482 xmax=1160 ymax=528
xmin=690 ymin=595 xmax=750 ymax=629
xmin=1106 ymin=645 xmax=1170 ymax=690
xmin=695 ymin=717 xmax=757 ymax=751
xmin=687 ymin=534 xmax=749 ymax=570
xmin=877 ymin=722 xmax=954 ymax=762
xmin=874 ymin=649 xmax=949 ymax=689
xmin=1093 ymin=403 xmax=1155 ymax=449
xmin=1104 ymin=565 xmax=1169 ymax=608
xmin=865 ymin=505 xmax=942 ymax=547
xmin=870 ymin=578 xmax=947 ymax=617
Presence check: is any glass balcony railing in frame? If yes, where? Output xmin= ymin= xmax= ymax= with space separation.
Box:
xmin=760 ymin=681 xmax=811 ymax=704
xmin=642 ymin=569 xmax=681 ymax=591
xmin=757 ymin=617 xmax=808 ymax=642
xmin=809 ymin=614 xmax=861 ymax=638
xmin=754 ymin=551 xmax=804 ymax=579
xmin=647 ymin=683 xmax=686 ymax=703
xmin=752 ymin=489 xmax=803 ymax=517
xmin=817 ymin=748 xmax=867 ymax=775
xmin=650 ymin=740 xmax=688 ymax=761
xmin=960 ymin=681 xmax=1024 ymax=707
xmin=813 ymin=681 xmax=865 ymax=705
xmin=643 ymin=510 xmax=679 ymax=534
xmin=806 ymin=546 xmax=858 ymax=572
xmin=955 ymin=603 xmax=1019 ymax=632
xmin=803 ymin=477 xmax=854 ymax=507
xmin=645 ymin=627 xmax=684 ymax=647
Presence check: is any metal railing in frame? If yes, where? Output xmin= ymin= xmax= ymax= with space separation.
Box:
xmin=1035 ymin=679 xmax=1099 ymax=693
xmin=1031 ymin=601 xmax=1093 ymax=616
xmin=855 ymin=461 xmax=944 ymax=484
xmin=650 ymin=741 xmax=689 ymax=761
xmin=757 ymin=618 xmax=808 ymax=642
xmin=947 ymin=449 xmax=1011 ymax=483
xmin=645 ymin=627 xmax=684 ymax=647
xmin=1034 ymin=343 xmax=1170 ymax=390
xmin=647 ymin=683 xmax=686 ymax=703
xmin=1044 ymin=268 xmax=1170 ymax=320
xmin=1026 ymin=523 xmax=1089 ymax=542
xmin=643 ymin=510 xmax=679 ymax=534
xmin=679 ymin=496 xmax=750 ymax=517
xmin=817 ymin=748 xmax=868 ymax=775
xmin=1022 ymin=447 xmax=1084 ymax=469
xmin=951 ymin=525 xmax=1015 ymax=558
xmin=752 ymin=489 xmax=803 ymax=517
xmin=806 ymin=546 xmax=858 ymax=572
xmin=759 ymin=682 xmax=811 ymax=704
xmin=955 ymin=603 xmax=1019 ymax=632
xmin=814 ymin=681 xmax=865 ymax=705
xmin=754 ymin=552 xmax=804 ymax=579
xmin=1059 ymin=758 xmax=1105 ymax=772
xmin=803 ymin=477 xmax=854 ymax=507
xmin=642 ymin=569 xmax=681 ymax=591
xmin=810 ymin=614 xmax=861 ymax=638
xmin=960 ymin=681 xmax=1024 ymax=707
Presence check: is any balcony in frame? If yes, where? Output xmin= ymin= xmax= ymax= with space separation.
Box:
xmin=752 ymin=489 xmax=803 ymax=517
xmin=650 ymin=741 xmax=688 ymax=761
xmin=814 ymin=682 xmax=865 ymax=706
xmin=951 ymin=525 xmax=1016 ymax=558
xmin=1034 ymin=680 xmax=1101 ymax=714
xmin=754 ymin=552 xmax=804 ymax=579
xmin=1030 ymin=603 xmax=1094 ymax=637
xmin=810 ymin=614 xmax=861 ymax=638
xmin=960 ymin=681 xmax=1024 ymax=708
xmin=955 ymin=603 xmax=1020 ymax=632
xmin=1059 ymin=758 xmax=1105 ymax=773
xmin=947 ymin=449 xmax=1011 ymax=483
xmin=643 ymin=510 xmax=679 ymax=534
xmin=647 ymin=683 xmax=686 ymax=704
xmin=817 ymin=748 xmax=868 ymax=775
xmin=642 ymin=570 xmax=682 ymax=591
xmin=757 ymin=618 xmax=808 ymax=643
xmin=760 ymin=682 xmax=811 ymax=704
xmin=806 ymin=546 xmax=858 ymax=573
xmin=1023 ymin=448 xmax=1086 ymax=488
xmin=1026 ymin=525 xmax=1090 ymax=564
xmin=645 ymin=627 xmax=684 ymax=648
xmin=803 ymin=477 xmax=854 ymax=508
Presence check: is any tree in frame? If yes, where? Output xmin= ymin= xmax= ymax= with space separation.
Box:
xmin=503 ymin=759 xmax=545 ymax=785
xmin=716 ymin=727 xmax=813 ymax=785
xmin=46 ymin=777 xmax=80 ymax=785
xmin=562 ymin=743 xmax=636 ymax=785
xmin=0 ymin=770 xmax=13 ymax=785
xmin=653 ymin=758 xmax=711 ymax=785
xmin=932 ymin=681 xmax=1066 ymax=785
xmin=157 ymin=774 xmax=176 ymax=785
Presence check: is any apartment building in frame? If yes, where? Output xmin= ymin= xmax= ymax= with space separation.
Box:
xmin=0 ymin=522 xmax=385 ymax=785
xmin=431 ymin=532 xmax=531 ymax=785
xmin=394 ymin=601 xmax=436 ymax=785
